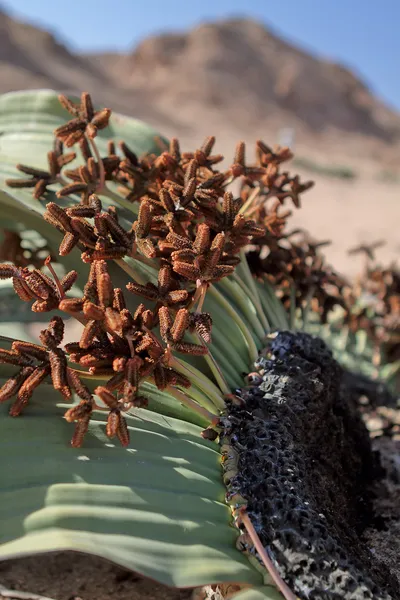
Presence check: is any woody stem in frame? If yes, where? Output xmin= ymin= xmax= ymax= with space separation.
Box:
xmin=239 ymin=512 xmax=297 ymax=600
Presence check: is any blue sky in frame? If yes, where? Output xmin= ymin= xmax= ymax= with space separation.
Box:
xmin=3 ymin=0 xmax=400 ymax=110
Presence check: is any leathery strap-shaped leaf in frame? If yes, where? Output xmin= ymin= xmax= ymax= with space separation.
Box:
xmin=0 ymin=382 xmax=262 ymax=588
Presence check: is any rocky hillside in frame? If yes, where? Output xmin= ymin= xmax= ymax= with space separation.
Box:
xmin=1 ymin=10 xmax=400 ymax=165
xmin=0 ymin=10 xmax=108 ymax=92
xmin=102 ymin=19 xmax=400 ymax=143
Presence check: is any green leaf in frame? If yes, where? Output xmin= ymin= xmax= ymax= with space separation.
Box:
xmin=232 ymin=586 xmax=284 ymax=600
xmin=139 ymin=381 xmax=210 ymax=428
xmin=0 ymin=384 xmax=261 ymax=589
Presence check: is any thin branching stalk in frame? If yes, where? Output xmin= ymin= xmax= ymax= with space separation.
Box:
xmin=238 ymin=186 xmax=261 ymax=215
xmin=89 ymin=137 xmax=105 ymax=191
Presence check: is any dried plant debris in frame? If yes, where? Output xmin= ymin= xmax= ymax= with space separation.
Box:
xmin=192 ymin=583 xmax=251 ymax=599
xmin=222 ymin=331 xmax=399 ymax=599
xmin=348 ymin=261 xmax=400 ymax=367
xmin=247 ymin=231 xmax=350 ymax=327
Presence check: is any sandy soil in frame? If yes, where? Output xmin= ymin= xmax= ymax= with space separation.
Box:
xmin=288 ymin=171 xmax=400 ymax=278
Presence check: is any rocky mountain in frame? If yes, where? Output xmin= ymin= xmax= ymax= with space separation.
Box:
xmin=1 ymin=10 xmax=400 ymax=165
xmin=0 ymin=10 xmax=107 ymax=92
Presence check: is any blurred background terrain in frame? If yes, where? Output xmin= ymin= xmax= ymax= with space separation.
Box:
xmin=0 ymin=1 xmax=399 ymax=276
